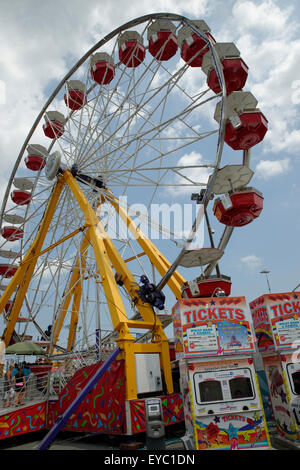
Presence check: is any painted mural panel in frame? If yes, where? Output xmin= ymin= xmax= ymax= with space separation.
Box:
xmin=195 ymin=411 xmax=269 ymax=450
xmin=0 ymin=402 xmax=46 ymax=440
xmin=263 ymin=355 xmax=299 ymax=441
xmin=47 ymin=360 xmax=126 ymax=434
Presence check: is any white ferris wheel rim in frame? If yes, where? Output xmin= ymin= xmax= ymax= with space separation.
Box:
xmin=0 ymin=13 xmax=228 ymax=351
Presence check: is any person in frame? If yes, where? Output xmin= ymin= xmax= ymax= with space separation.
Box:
xmin=44 ymin=324 xmax=52 ymax=338
xmin=21 ymin=362 xmax=31 ymax=403
xmin=0 ymin=337 xmax=6 ymax=377
xmin=2 ymin=364 xmax=14 ymax=408
xmin=11 ymin=363 xmax=18 ymax=380
xmin=13 ymin=366 xmax=25 ymax=406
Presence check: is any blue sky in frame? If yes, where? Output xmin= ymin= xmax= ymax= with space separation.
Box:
xmin=0 ymin=0 xmax=300 ymax=341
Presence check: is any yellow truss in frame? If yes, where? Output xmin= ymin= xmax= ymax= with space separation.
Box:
xmin=0 ymin=170 xmax=186 ymax=400
xmin=0 ymin=179 xmax=65 ymax=346
xmin=50 ymin=233 xmax=90 ymax=353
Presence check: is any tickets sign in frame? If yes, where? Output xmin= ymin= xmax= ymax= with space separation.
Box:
xmin=249 ymin=292 xmax=300 ymax=351
xmin=172 ymin=297 xmax=254 ymax=359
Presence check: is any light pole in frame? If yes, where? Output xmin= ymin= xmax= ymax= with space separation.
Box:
xmin=260 ymin=269 xmax=271 ymax=293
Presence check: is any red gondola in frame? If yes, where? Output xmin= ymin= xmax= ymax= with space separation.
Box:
xmin=25 ymin=155 xmax=46 ymax=171
xmin=213 ymin=188 xmax=264 ymax=227
xmin=224 ymin=111 xmax=268 ymax=150
xmin=90 ymin=53 xmax=115 ymax=85
xmin=64 ymin=80 xmax=87 ymax=111
xmin=11 ymin=190 xmax=31 ymax=206
xmin=43 ymin=111 xmax=65 ymax=139
xmin=148 ymin=20 xmax=178 ymax=61
xmin=207 ymin=58 xmax=248 ymax=95
xmin=182 ymin=275 xmax=232 ymax=299
xmin=118 ymin=31 xmax=146 ymax=68
xmin=214 ymin=91 xmax=268 ymax=151
xmin=0 ymin=264 xmax=18 ymax=278
xmin=178 ymin=20 xmax=215 ymax=67
xmin=4 ymin=301 xmax=12 ymax=312
xmin=43 ymin=121 xmax=64 ymax=139
xmin=202 ymin=43 xmax=248 ymax=95
xmin=25 ymin=144 xmax=47 ymax=171
xmin=1 ymin=226 xmax=23 ymax=241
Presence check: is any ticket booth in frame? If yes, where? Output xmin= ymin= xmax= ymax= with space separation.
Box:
xmin=173 ymin=296 xmax=270 ymax=450
xmin=250 ymin=292 xmax=300 ymax=443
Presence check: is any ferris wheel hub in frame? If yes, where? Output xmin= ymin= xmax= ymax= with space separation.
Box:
xmin=70 ymin=164 xmax=105 ymax=191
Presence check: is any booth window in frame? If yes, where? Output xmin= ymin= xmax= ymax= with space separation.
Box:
xmin=199 ymin=380 xmax=223 ymax=403
xmin=291 ymin=371 xmax=300 ymax=395
xmin=286 ymin=364 xmax=300 ymax=395
xmin=229 ymin=376 xmax=254 ymax=399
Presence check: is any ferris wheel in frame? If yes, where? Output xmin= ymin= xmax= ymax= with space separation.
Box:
xmin=0 ymin=13 xmax=267 ymax=362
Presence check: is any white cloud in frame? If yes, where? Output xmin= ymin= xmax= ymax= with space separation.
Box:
xmin=0 ymin=1 xmax=299 ymax=211
xmin=240 ymin=254 xmax=262 ymax=271
xmin=166 ymin=151 xmax=213 ymax=196
xmin=255 ymin=158 xmax=291 ymax=179
xmin=0 ymin=2 xmax=214 ymax=198
xmin=232 ymin=0 xmax=295 ymax=36
xmin=213 ymin=0 xmax=300 ymax=157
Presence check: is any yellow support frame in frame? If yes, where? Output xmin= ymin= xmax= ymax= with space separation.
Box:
xmin=50 ymin=234 xmax=90 ymax=353
xmin=0 ymin=170 xmax=186 ymax=400
xmin=0 ymin=179 xmax=65 ymax=346
xmin=63 ymin=170 xmax=175 ymax=400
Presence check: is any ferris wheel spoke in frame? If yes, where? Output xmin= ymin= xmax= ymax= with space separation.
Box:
xmin=78 ymin=56 xmax=191 ymax=170
xmin=83 ymin=89 xmax=219 ymax=176
xmin=75 ymin=34 xmax=157 ymax=166
xmin=108 ymin=129 xmax=217 ymax=183
xmin=83 ymin=118 xmax=213 ymax=178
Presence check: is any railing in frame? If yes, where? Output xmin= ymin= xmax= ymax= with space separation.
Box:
xmin=0 ymin=370 xmax=52 ymax=411
xmin=0 ymin=334 xmax=120 ymax=414
xmin=0 ymin=352 xmax=104 ymax=413
xmin=0 ymin=365 xmax=78 ymax=411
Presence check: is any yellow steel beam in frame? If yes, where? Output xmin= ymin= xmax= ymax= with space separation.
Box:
xmin=63 ymin=170 xmax=132 ymax=334
xmin=50 ymin=234 xmax=90 ymax=353
xmin=97 ymin=194 xmax=173 ymax=393
xmin=94 ymin=195 xmax=157 ymax=327
xmin=67 ymin=233 xmax=92 ymax=350
xmin=98 ymin=191 xmax=174 ymax=394
xmin=21 ymin=225 xmax=87 ymax=265
xmin=133 ymin=343 xmax=162 ymax=354
xmin=106 ymin=193 xmax=185 ymax=299
xmin=0 ymin=178 xmax=65 ymax=346
xmin=124 ymin=252 xmax=145 ymax=263
xmin=63 ymin=172 xmax=138 ymax=399
xmin=67 ymin=265 xmax=85 ymax=351
xmin=63 ymin=171 xmax=174 ymax=398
